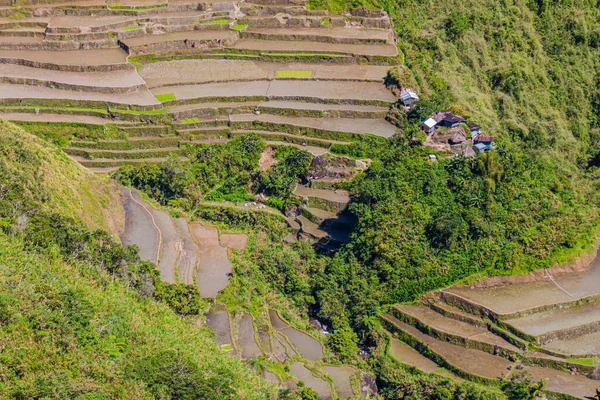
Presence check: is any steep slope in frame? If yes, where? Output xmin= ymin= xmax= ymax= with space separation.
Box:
xmin=0 ymin=232 xmax=275 ymax=399
xmin=392 ymin=0 xmax=600 ymax=161
xmin=0 ymin=119 xmax=123 ymax=236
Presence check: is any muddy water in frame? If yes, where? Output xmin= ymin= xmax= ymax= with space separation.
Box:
xmin=219 ymin=233 xmax=248 ymax=250
xmin=189 ymin=223 xmax=232 ymax=298
xmin=269 ymin=310 xmax=323 ymax=361
xmin=290 ymin=363 xmax=331 ymax=400
xmin=121 ymin=188 xmax=159 ymax=264
xmin=263 ymin=370 xmax=281 ymax=385
xmin=237 ymin=314 xmax=262 ymax=359
xmin=150 ymin=209 xmax=179 ymax=284
xmin=173 ymin=218 xmax=198 ymax=285
xmin=206 ymin=306 xmax=236 ymax=355
xmin=272 ymin=332 xmax=294 ymax=361
xmin=322 ymin=365 xmax=356 ymax=399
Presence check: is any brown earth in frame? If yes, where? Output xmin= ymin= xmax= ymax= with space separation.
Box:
xmin=229 ymin=38 xmax=398 ymax=56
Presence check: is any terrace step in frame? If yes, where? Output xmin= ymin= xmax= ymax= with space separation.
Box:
xmin=441 ymin=256 xmax=600 ymax=320
xmin=0 ymin=63 xmax=146 ymax=93
xmin=387 ymin=334 xmax=453 ymax=376
xmin=381 ymin=314 xmax=600 ymax=399
xmin=69 ymin=136 xmax=180 ymax=149
xmin=155 ymin=79 xmax=397 ymax=105
xmin=266 ymin=141 xmax=329 ymax=156
xmin=120 ymin=29 xmax=236 ymax=55
xmin=301 ymin=206 xmax=355 ymax=228
xmin=70 ymin=155 xmax=182 ymax=168
xmin=240 ymin=27 xmax=392 ymax=45
xmin=504 ymin=300 xmax=600 ymax=345
xmin=0 ymin=48 xmax=130 ymax=70
xmin=65 ymin=146 xmax=183 ymax=159
xmin=0 ymin=28 xmax=46 ymax=37
xmin=228 ymin=38 xmax=398 ymax=57
xmin=293 ymin=184 xmax=349 ymax=213
xmin=230 ymin=113 xmax=397 ymax=138
xmin=296 ymin=214 xmax=350 ymax=244
xmin=541 ymin=330 xmax=600 ymax=358
xmin=232 ymin=129 xmax=350 ymax=147
xmin=391 ymin=304 xmax=522 ymax=356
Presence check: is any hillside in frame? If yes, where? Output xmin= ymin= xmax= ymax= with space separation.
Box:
xmin=0 ymin=232 xmax=275 ymax=399
xmin=0 ymin=120 xmax=276 ymax=399
xmin=391 ymin=0 xmax=600 ymax=162
xmin=0 ymin=120 xmax=123 ymax=236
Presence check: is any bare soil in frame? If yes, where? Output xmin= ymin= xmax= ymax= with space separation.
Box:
xmin=269 ymin=310 xmax=323 ymax=361
xmin=155 ymin=79 xmax=396 ymax=103
xmin=293 ymin=185 xmax=350 ymax=203
xmin=123 ymin=30 xmax=234 ymax=47
xmin=258 ymin=146 xmax=277 ymax=171
xmin=0 ymin=113 xmax=117 ymax=125
xmin=0 ymin=49 xmax=128 ymax=65
xmin=542 ymin=330 xmax=600 ymax=356
xmin=0 ymin=64 xmax=145 ymax=88
xmin=0 ymin=83 xmax=160 ymax=105
xmin=384 ymin=314 xmax=512 ymax=379
xmin=245 ymin=27 xmax=390 ymax=41
xmin=266 ymin=141 xmax=329 ymax=156
xmin=388 ymin=336 xmax=441 ymax=373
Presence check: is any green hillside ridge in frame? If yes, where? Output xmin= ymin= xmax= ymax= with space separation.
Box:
xmin=0 ymin=120 xmax=123 ymax=236
xmin=0 ymin=120 xmax=277 ymax=399
xmin=0 ymin=232 xmax=275 ymax=399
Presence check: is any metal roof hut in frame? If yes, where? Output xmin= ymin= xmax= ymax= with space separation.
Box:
xmin=400 ymin=91 xmax=419 ymax=106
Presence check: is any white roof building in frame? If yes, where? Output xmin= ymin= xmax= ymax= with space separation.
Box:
xmin=422 ymin=118 xmax=437 ymax=129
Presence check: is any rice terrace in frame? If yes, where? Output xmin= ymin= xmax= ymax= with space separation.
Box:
xmin=0 ymin=0 xmax=599 ymax=399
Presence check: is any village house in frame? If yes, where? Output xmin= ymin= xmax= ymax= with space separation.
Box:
xmin=474 ymin=135 xmax=494 ymax=150
xmin=420 ymin=118 xmax=437 ymax=134
xmin=437 ymin=112 xmax=466 ymax=128
xmin=400 ymin=91 xmax=419 ymax=106
xmin=468 ymin=123 xmax=481 ymax=136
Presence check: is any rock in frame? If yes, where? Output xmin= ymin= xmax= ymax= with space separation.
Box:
xmin=517 ymin=363 xmax=525 ymax=370
xmin=590 ymin=367 xmax=600 ymax=380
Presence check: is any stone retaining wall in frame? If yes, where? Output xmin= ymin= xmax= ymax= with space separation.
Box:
xmin=0 ymin=76 xmax=147 ymax=94
xmin=240 ymin=31 xmax=388 ymax=45
xmin=0 ymin=57 xmax=132 ymax=73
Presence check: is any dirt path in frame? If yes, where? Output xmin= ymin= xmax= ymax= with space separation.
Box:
xmin=120 ymin=187 xmax=160 ymax=264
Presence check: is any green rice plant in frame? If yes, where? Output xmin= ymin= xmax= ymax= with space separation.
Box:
xmin=568 ymin=358 xmax=595 ymax=366
xmin=181 ymin=117 xmax=201 ymax=124
xmin=154 ymin=93 xmax=176 ymax=102
xmin=232 ymin=24 xmax=248 ymax=31
xmin=123 ymin=25 xmax=143 ymax=31
xmin=110 ymin=2 xmax=121 ymax=6
xmin=320 ymin=17 xmax=332 ymax=25
xmin=202 ymin=18 xmax=229 ymax=25
xmin=276 ymin=70 xmax=314 ymax=79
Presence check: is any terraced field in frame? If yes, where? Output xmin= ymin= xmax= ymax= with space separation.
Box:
xmin=0 ymin=1 xmax=398 ymax=397
xmin=383 ymin=255 xmax=600 ymax=399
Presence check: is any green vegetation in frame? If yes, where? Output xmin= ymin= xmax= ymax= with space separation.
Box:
xmin=123 ymin=25 xmax=143 ymax=31
xmin=232 ymin=24 xmax=248 ymax=31
xmin=154 ymin=92 xmax=176 ymax=102
xmin=180 ymin=117 xmax=200 ymax=124
xmin=568 ymin=358 xmax=595 ymax=366
xmin=0 ymin=120 xmax=281 ymax=399
xmin=203 ymin=18 xmax=229 ymax=25
xmin=307 ymin=0 xmax=380 ymax=14
xmin=276 ymin=70 xmax=314 ymax=79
